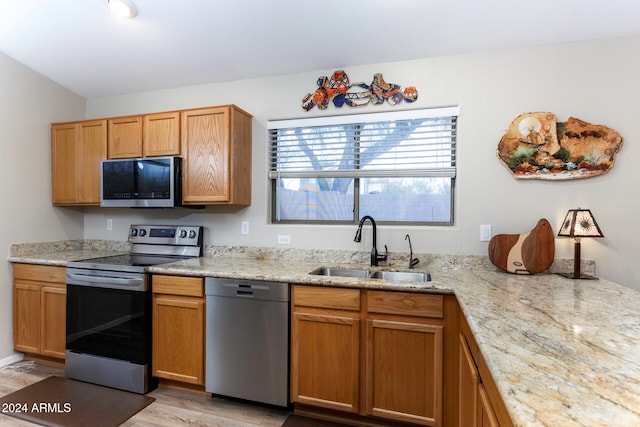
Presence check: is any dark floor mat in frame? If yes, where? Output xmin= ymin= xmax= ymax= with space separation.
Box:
xmin=0 ymin=376 xmax=154 ymax=427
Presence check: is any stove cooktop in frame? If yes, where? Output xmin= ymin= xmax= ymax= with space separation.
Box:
xmin=67 ymin=254 xmax=194 ymax=273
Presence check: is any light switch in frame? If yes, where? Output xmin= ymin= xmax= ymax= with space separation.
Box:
xmin=480 ymin=224 xmax=492 ymax=242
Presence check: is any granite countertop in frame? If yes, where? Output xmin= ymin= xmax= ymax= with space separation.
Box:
xmin=9 ymin=247 xmax=640 ymax=426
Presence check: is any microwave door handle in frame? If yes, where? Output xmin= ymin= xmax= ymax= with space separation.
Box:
xmin=66 ymin=273 xmax=146 ymax=291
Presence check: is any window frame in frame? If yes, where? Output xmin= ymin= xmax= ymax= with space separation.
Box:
xmin=268 ymin=106 xmax=459 ymax=226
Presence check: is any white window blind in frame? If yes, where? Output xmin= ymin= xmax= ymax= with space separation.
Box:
xmin=268 ymin=106 xmax=458 ymax=180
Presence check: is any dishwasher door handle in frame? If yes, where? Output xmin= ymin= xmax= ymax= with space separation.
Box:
xmin=236 ymin=290 xmax=254 ymax=297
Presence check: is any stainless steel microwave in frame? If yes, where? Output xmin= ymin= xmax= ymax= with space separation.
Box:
xmin=100 ymin=156 xmax=182 ymax=208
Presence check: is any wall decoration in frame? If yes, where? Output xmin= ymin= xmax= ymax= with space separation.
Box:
xmin=497 ymin=112 xmax=623 ymax=180
xmin=301 ymin=70 xmax=418 ymax=111
xmin=488 ymin=218 xmax=555 ymax=275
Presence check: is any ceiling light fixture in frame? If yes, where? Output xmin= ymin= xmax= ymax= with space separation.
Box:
xmin=105 ymin=0 xmax=137 ymax=18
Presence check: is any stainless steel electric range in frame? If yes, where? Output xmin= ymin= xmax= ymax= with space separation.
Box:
xmin=65 ymin=224 xmax=203 ymax=394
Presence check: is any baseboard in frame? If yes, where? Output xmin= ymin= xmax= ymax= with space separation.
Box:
xmin=0 ymin=353 xmax=24 ymax=368
xmin=294 ymin=404 xmax=416 ymax=427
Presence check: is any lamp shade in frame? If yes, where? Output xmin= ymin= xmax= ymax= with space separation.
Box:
xmin=557 ymin=208 xmax=604 ymax=238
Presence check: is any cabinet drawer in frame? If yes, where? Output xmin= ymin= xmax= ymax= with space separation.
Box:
xmin=13 ymin=264 xmax=66 ymax=283
xmin=152 ymin=275 xmax=204 ymax=297
xmin=367 ymin=291 xmax=443 ymax=318
xmin=293 ymin=285 xmax=360 ymax=311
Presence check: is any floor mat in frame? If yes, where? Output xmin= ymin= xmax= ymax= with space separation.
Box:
xmin=0 ymin=376 xmax=154 ymax=427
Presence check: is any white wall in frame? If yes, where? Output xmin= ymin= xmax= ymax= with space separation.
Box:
xmin=84 ymin=36 xmax=640 ymax=290
xmin=0 ymin=52 xmax=86 ymax=362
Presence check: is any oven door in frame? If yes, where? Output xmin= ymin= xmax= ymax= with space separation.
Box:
xmin=66 ymin=269 xmax=150 ymax=365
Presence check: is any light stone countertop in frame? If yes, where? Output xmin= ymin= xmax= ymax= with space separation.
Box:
xmin=8 ymin=246 xmax=640 ymax=426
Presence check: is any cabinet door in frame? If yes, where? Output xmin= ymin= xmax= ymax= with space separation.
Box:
xmin=366 ymin=319 xmax=443 ymax=426
xmin=78 ymin=120 xmax=107 ymax=204
xmin=13 ymin=282 xmax=41 ymax=354
xmin=478 ymin=384 xmax=500 ymax=427
xmin=459 ymin=334 xmax=480 ymax=426
xmin=181 ymin=107 xmax=231 ymax=203
xmin=41 ymin=285 xmax=66 ymax=359
xmin=108 ymin=116 xmax=143 ymax=158
xmin=52 ymin=120 xmax=106 ymax=205
xmin=144 ymin=112 xmax=180 ymax=157
xmin=291 ymin=312 xmax=360 ymax=412
xmin=51 ymin=123 xmax=79 ymax=204
xmin=152 ymin=295 xmax=204 ymax=385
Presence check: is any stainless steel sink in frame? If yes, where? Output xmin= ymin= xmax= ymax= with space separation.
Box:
xmin=311 ymin=267 xmax=431 ymax=282
xmin=372 ymin=271 xmax=431 ymax=282
xmin=312 ymin=267 xmax=373 ymax=278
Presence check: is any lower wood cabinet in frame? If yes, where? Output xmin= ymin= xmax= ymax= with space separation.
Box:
xmin=459 ymin=311 xmax=513 ymax=427
xmin=291 ymin=286 xmax=361 ymax=412
xmin=12 ymin=264 xmax=66 ymax=359
xmin=151 ymin=275 xmax=205 ymax=385
xmin=291 ymin=285 xmax=456 ymax=427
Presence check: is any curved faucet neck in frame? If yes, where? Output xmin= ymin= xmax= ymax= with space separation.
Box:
xmin=358 ymin=215 xmax=377 ymax=242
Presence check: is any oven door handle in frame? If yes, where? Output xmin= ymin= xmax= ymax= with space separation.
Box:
xmin=66 ymin=273 xmax=147 ymax=292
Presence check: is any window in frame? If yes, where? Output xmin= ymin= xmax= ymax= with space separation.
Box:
xmin=268 ymin=106 xmax=458 ymax=225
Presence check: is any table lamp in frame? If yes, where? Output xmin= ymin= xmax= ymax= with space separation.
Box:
xmin=557 ymin=208 xmax=604 ymax=279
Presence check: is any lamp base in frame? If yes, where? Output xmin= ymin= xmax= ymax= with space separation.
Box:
xmin=557 ymin=272 xmax=599 ymax=280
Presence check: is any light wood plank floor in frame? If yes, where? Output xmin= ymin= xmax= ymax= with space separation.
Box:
xmin=0 ymin=360 xmax=290 ymax=426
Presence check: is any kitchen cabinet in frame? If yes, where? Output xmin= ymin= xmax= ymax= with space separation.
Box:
xmin=143 ymin=111 xmax=181 ymax=157
xmin=291 ymin=286 xmax=361 ymax=412
xmin=181 ymin=105 xmax=252 ymax=205
xmin=459 ymin=311 xmax=513 ymax=427
xmin=108 ymin=112 xmax=181 ymax=159
xmin=108 ymin=115 xmax=143 ymax=158
xmin=152 ymin=275 xmax=205 ymax=385
xmin=365 ymin=291 xmax=444 ymax=426
xmin=52 ymin=104 xmax=251 ymax=206
xmin=292 ymin=286 xmax=457 ymax=426
xmin=12 ymin=264 xmax=66 ymax=359
xmin=51 ymin=119 xmax=107 ymax=205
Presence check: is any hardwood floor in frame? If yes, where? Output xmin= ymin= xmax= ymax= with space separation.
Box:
xmin=0 ymin=360 xmax=290 ymax=426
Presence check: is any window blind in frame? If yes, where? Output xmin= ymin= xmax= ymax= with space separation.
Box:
xmin=268 ymin=106 xmax=458 ymax=179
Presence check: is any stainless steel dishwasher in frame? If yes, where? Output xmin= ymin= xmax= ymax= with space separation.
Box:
xmin=205 ymin=277 xmax=289 ymax=407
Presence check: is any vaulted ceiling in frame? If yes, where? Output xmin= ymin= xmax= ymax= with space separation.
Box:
xmin=1 ymin=0 xmax=639 ymax=99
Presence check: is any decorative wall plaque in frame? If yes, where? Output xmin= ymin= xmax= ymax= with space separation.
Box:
xmin=301 ymin=70 xmax=418 ymax=111
xmin=497 ymin=112 xmax=623 ymax=180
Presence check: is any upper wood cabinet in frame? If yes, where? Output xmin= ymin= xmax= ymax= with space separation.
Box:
xmin=108 ymin=115 xmax=143 ymax=158
xmin=51 ymin=119 xmax=107 ymax=205
xmin=52 ymin=104 xmax=251 ymax=206
xmin=108 ymin=112 xmax=181 ymax=159
xmin=181 ymin=105 xmax=252 ymax=205
xmin=143 ymin=111 xmax=181 ymax=157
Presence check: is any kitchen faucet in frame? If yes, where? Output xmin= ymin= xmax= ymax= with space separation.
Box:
xmin=354 ymin=216 xmax=388 ymax=266
xmin=405 ymin=234 xmax=420 ymax=269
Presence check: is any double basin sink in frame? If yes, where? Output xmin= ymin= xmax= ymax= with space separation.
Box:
xmin=311 ymin=267 xmax=431 ymax=282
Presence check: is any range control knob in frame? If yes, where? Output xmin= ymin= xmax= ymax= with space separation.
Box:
xmin=179 ymin=229 xmax=188 ymax=238
xmin=138 ymin=229 xmax=147 ymax=237
xmin=130 ymin=229 xmax=138 ymax=237
xmin=188 ymin=230 xmax=197 ymax=239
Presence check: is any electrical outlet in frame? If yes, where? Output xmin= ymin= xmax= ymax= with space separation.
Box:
xmin=241 ymin=221 xmax=249 ymax=235
xmin=480 ymin=224 xmax=492 ymax=242
xmin=277 ymin=235 xmax=291 ymax=244
xmin=107 ymin=219 xmax=113 ymax=231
